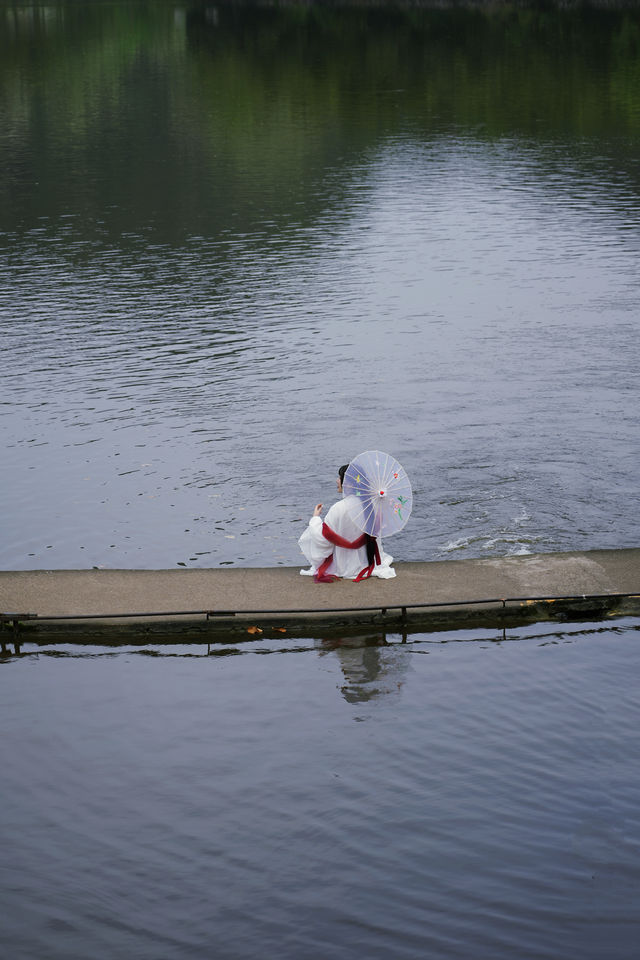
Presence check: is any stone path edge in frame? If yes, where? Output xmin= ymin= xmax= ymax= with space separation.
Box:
xmin=1 ymin=549 xmax=639 ymax=642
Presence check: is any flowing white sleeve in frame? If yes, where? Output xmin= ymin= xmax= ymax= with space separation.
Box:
xmin=298 ymin=515 xmax=332 ymax=574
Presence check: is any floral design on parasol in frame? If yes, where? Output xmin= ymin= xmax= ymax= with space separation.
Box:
xmin=342 ymin=450 xmax=412 ymax=538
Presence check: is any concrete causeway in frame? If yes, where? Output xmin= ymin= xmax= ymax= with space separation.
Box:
xmin=1 ymin=548 xmax=639 ymax=642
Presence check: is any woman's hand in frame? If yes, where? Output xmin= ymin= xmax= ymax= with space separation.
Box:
xmin=313 ymin=503 xmax=323 ymax=517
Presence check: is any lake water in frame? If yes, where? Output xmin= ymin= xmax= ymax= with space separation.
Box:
xmin=1 ymin=0 xmax=639 ymax=571
xmin=2 ymin=618 xmax=640 ymax=959
xmin=2 ymin=5 xmax=640 ymax=956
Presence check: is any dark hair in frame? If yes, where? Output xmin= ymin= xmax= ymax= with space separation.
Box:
xmin=338 ymin=464 xmax=349 ymax=484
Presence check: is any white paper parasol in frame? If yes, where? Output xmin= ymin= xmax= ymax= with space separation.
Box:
xmin=342 ymin=450 xmax=412 ymax=537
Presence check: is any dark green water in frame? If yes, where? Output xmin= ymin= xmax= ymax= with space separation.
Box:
xmin=3 ymin=2 xmax=640 ymax=239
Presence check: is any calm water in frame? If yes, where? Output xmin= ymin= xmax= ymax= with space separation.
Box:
xmin=1 ymin=1 xmax=640 ymax=570
xmin=2 ymin=618 xmax=640 ymax=959
xmin=2 ymin=8 xmax=640 ymax=953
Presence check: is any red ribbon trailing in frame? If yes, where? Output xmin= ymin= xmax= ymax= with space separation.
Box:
xmin=314 ymin=522 xmax=381 ymax=583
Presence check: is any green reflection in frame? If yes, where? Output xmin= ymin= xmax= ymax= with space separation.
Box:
xmin=1 ymin=1 xmax=639 ymax=241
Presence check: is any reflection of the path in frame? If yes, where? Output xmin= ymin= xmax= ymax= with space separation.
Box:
xmin=318 ymin=633 xmax=409 ymax=704
xmin=1 ymin=637 xmax=23 ymax=658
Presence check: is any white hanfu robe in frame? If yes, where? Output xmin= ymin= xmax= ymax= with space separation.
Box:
xmin=299 ymin=495 xmax=396 ymax=580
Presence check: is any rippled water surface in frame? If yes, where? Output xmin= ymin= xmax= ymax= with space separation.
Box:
xmin=2 ymin=619 xmax=640 ymax=959
xmin=3 ymin=8 xmax=640 ymax=957
xmin=1 ymin=1 xmax=639 ymax=569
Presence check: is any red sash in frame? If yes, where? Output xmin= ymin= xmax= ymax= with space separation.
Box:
xmin=314 ymin=522 xmax=381 ymax=583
